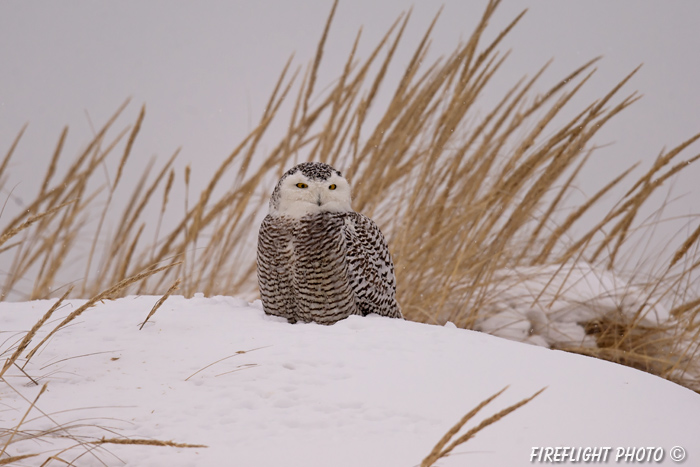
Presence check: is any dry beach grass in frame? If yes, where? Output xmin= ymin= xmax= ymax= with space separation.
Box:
xmin=2 ymin=0 xmax=698 ymax=388
xmin=1 ymin=0 xmax=700 ymax=463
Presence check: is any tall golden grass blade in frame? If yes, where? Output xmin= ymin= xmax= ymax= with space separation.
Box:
xmin=303 ymin=0 xmax=338 ymax=118
xmin=0 ymin=287 xmax=72 ymax=376
xmin=24 ymin=262 xmax=181 ymax=364
xmin=421 ymin=386 xmax=545 ymax=467
xmin=0 ymin=383 xmax=47 ymax=458
xmin=0 ymin=200 xmax=76 ymax=250
xmin=38 ymin=126 xmax=68 ymax=200
xmin=0 ymin=124 xmax=27 ymax=187
xmin=140 ymin=278 xmax=181 ymax=330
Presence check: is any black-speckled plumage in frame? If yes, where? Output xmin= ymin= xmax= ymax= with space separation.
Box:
xmin=257 ymin=162 xmax=402 ymax=324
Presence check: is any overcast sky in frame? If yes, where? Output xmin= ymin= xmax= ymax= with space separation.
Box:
xmin=2 ymin=1 xmax=699 ymax=260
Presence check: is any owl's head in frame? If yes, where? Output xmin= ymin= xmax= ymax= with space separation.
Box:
xmin=269 ymin=162 xmax=352 ymax=218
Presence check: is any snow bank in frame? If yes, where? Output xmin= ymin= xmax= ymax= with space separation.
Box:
xmin=1 ymin=295 xmax=698 ymax=466
xmin=476 ymin=262 xmax=670 ymax=347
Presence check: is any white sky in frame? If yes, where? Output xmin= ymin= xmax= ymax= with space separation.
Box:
xmin=1 ymin=1 xmax=699 ymax=260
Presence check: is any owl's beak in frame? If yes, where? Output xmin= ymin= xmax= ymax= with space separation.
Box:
xmin=316 ymin=194 xmax=322 ymax=206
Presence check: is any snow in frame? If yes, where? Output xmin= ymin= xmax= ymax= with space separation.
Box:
xmin=475 ymin=262 xmax=671 ymax=348
xmin=2 ymin=295 xmax=698 ymax=466
xmin=472 ymin=262 xmax=700 ymax=390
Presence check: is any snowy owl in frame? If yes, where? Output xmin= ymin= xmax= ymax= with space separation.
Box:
xmin=257 ymin=162 xmax=403 ymax=324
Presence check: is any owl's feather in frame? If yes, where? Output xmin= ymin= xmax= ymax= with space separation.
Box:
xmin=257 ymin=162 xmax=402 ymax=324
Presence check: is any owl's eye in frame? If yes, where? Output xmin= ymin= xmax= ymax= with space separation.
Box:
xmin=328 ymin=184 xmax=337 ymax=190
xmin=296 ymin=183 xmax=308 ymax=189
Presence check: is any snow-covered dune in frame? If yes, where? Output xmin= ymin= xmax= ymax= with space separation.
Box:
xmin=1 ymin=295 xmax=698 ymax=466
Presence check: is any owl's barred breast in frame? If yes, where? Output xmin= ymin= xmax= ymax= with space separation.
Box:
xmin=258 ymin=212 xmax=358 ymax=324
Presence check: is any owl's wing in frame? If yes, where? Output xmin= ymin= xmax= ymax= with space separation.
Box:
xmin=257 ymin=214 xmax=297 ymax=323
xmin=343 ymin=212 xmax=403 ymax=318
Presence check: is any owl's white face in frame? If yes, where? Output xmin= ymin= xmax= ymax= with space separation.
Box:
xmin=273 ymin=170 xmax=352 ymax=218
